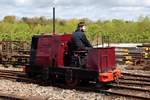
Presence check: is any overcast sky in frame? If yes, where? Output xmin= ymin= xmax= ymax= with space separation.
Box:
xmin=0 ymin=0 xmax=150 ymax=21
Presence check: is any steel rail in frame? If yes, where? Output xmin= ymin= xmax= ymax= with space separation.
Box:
xmin=0 ymin=69 xmax=150 ymax=99
xmin=121 ymin=72 xmax=150 ymax=78
xmin=111 ymin=84 xmax=150 ymax=92
xmin=114 ymin=79 xmax=150 ymax=86
xmin=119 ymin=77 xmax=150 ymax=82
xmin=100 ymin=90 xmax=150 ymax=100
xmin=0 ymin=69 xmax=24 ymax=75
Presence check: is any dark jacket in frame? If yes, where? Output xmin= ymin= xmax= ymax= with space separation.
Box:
xmin=69 ymin=30 xmax=92 ymax=50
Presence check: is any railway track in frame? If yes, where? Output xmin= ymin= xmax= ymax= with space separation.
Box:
xmin=0 ymin=69 xmax=150 ymax=99
xmin=57 ymin=83 xmax=150 ymax=100
xmin=122 ymin=72 xmax=150 ymax=78
xmin=109 ymin=84 xmax=150 ymax=99
xmin=0 ymin=92 xmax=23 ymax=100
xmin=0 ymin=69 xmax=25 ymax=75
xmin=0 ymin=92 xmax=45 ymax=100
xmin=116 ymin=72 xmax=150 ymax=87
xmin=0 ymin=69 xmax=46 ymax=100
xmin=0 ymin=69 xmax=37 ymax=84
xmin=95 ymin=72 xmax=150 ymax=99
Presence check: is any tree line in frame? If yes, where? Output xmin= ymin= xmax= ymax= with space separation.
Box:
xmin=0 ymin=16 xmax=150 ymax=44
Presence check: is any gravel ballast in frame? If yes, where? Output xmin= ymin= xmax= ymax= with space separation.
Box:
xmin=0 ymin=79 xmax=130 ymax=100
xmin=0 ymin=65 xmax=146 ymax=100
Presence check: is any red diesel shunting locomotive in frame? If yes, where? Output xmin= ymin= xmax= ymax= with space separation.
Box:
xmin=25 ymin=34 xmax=121 ymax=86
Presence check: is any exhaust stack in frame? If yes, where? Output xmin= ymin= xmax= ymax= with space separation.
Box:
xmin=53 ymin=7 xmax=55 ymax=35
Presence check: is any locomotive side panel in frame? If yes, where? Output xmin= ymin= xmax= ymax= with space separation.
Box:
xmin=29 ymin=34 xmax=71 ymax=68
xmin=86 ymin=47 xmax=120 ymax=82
xmin=100 ymin=48 xmax=116 ymax=73
xmin=32 ymin=34 xmax=71 ymax=68
xmin=55 ymin=34 xmax=72 ymax=68
xmin=86 ymin=49 xmax=99 ymax=71
xmin=86 ymin=47 xmax=116 ymax=72
xmin=107 ymin=48 xmax=116 ymax=70
xmin=36 ymin=36 xmax=53 ymax=66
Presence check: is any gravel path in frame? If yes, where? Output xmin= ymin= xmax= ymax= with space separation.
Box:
xmin=0 ymin=79 xmax=129 ymax=100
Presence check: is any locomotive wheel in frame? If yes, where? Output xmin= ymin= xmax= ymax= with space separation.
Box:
xmin=65 ymin=69 xmax=79 ymax=87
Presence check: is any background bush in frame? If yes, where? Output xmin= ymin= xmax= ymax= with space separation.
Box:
xmin=0 ymin=16 xmax=150 ymax=44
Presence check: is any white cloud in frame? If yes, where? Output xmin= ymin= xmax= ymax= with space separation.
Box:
xmin=15 ymin=0 xmax=30 ymax=4
xmin=0 ymin=0 xmax=150 ymax=20
xmin=15 ymin=0 xmax=32 ymax=6
xmin=142 ymin=0 xmax=150 ymax=6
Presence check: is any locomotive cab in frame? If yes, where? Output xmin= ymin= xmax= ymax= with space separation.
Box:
xmin=26 ymin=34 xmax=121 ymax=87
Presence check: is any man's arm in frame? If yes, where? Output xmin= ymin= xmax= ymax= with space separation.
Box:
xmin=81 ymin=34 xmax=92 ymax=47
